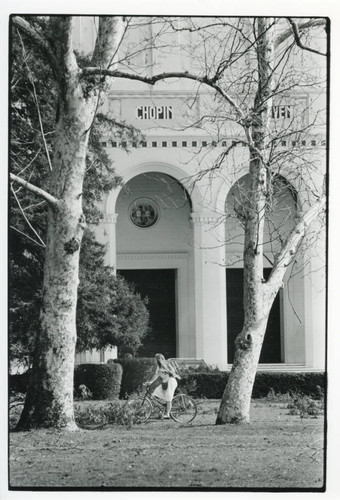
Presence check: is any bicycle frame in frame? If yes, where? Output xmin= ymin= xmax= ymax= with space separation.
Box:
xmin=141 ymin=387 xmax=168 ymax=412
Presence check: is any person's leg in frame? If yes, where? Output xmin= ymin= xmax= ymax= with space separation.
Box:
xmin=164 ymin=401 xmax=171 ymax=417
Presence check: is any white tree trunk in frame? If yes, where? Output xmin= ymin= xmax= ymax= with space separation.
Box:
xmin=17 ymin=92 xmax=94 ymax=430
xmin=16 ymin=16 xmax=126 ymax=430
xmin=216 ymin=322 xmax=267 ymax=423
xmin=217 ymin=18 xmax=276 ymax=425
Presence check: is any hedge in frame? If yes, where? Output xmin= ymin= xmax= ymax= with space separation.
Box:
xmin=112 ymin=359 xmax=325 ymax=399
xmin=179 ymin=371 xmax=326 ymax=399
xmin=9 ymin=359 xmax=156 ymax=399
xmin=112 ymin=358 xmax=156 ymax=398
xmin=10 ymin=363 xmax=123 ymax=400
xmin=74 ymin=363 xmax=123 ymax=400
xmin=9 ymin=366 xmax=325 ymax=400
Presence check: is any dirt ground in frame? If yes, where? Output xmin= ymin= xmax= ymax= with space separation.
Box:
xmin=9 ymin=400 xmax=325 ymax=490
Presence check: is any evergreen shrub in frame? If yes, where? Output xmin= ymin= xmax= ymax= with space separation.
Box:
xmin=9 ymin=367 xmax=325 ymax=401
xmin=179 ymin=371 xmax=326 ymax=399
xmin=112 ymin=358 xmax=156 ymax=398
xmin=9 ymin=364 xmax=123 ymax=398
xmin=253 ymin=371 xmax=326 ymax=399
xmin=74 ymin=363 xmax=123 ymax=400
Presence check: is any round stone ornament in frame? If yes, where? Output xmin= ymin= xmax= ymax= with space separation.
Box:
xmin=129 ymin=198 xmax=159 ymax=228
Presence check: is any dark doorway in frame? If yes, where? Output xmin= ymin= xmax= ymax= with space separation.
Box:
xmin=118 ymin=269 xmax=177 ymax=358
xmin=226 ymin=268 xmax=282 ymax=363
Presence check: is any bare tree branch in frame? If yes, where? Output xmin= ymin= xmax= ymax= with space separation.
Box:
xmin=31 ymin=84 xmax=53 ymax=171
xmin=10 ymin=226 xmax=46 ymax=248
xmin=81 ymin=67 xmax=245 ymax=118
xmin=275 ymin=18 xmax=326 ymax=54
xmin=286 ymin=18 xmax=327 ymax=56
xmin=10 ymin=173 xmax=60 ymax=207
xmin=266 ymin=195 xmax=326 ymax=294
xmin=11 ymin=185 xmax=46 ymax=248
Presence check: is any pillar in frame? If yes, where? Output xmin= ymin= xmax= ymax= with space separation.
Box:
xmin=304 ymin=221 xmax=326 ymax=370
xmin=191 ymin=212 xmax=228 ymax=369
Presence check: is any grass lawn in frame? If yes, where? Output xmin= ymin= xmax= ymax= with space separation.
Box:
xmin=9 ymin=399 xmax=325 ymax=490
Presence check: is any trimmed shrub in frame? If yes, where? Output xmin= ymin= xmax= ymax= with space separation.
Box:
xmin=9 ymin=367 xmax=326 ymax=401
xmin=179 ymin=372 xmax=228 ymax=398
xmin=112 ymin=358 xmax=156 ymax=398
xmin=179 ymin=371 xmax=326 ymax=400
xmin=10 ymin=364 xmax=123 ymax=399
xmin=253 ymin=372 xmax=326 ymax=399
xmin=74 ymin=363 xmax=123 ymax=400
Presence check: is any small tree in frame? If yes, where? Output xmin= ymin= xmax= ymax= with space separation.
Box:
xmin=76 ymin=230 xmax=149 ymax=356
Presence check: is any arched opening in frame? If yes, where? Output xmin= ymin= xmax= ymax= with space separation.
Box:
xmin=115 ymin=172 xmax=192 ymax=358
xmin=225 ymin=173 xmax=298 ymax=364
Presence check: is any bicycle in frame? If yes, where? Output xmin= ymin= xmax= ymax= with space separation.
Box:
xmin=122 ymin=385 xmax=197 ymax=424
xmin=9 ymin=399 xmax=25 ymax=430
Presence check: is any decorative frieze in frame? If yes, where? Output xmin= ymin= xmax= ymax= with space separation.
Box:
xmin=101 ymin=136 xmax=326 ymax=150
xmin=117 ymin=253 xmax=188 ymax=260
xmin=190 ymin=212 xmax=220 ymax=224
xmin=100 ymin=213 xmax=118 ymax=224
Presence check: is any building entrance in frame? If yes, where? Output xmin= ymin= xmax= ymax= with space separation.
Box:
xmin=118 ymin=269 xmax=177 ymax=358
xmin=226 ymin=268 xmax=282 ymax=363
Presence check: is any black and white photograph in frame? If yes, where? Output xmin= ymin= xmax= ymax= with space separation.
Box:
xmin=3 ymin=0 xmax=339 ymax=496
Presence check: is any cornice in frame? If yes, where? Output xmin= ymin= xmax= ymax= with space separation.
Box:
xmin=190 ymin=212 xmax=220 ymax=224
xmin=117 ymin=253 xmax=189 ymax=260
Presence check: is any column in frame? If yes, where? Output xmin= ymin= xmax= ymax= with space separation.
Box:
xmin=191 ymin=212 xmax=228 ymax=370
xmin=304 ymin=221 xmax=326 ymax=370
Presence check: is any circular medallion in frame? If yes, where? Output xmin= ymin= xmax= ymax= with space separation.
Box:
xmin=129 ymin=198 xmax=159 ymax=228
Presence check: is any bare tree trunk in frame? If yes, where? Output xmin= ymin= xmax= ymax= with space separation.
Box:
xmin=16 ymin=16 xmax=126 ymax=430
xmin=17 ymin=87 xmax=93 ymax=430
xmin=217 ymin=18 xmax=275 ymax=425
xmin=216 ymin=323 xmax=266 ymax=423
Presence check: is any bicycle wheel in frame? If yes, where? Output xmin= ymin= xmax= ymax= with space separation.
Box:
xmin=9 ymin=402 xmax=24 ymax=430
xmin=123 ymin=396 xmax=153 ymax=424
xmin=171 ymin=394 xmax=197 ymax=423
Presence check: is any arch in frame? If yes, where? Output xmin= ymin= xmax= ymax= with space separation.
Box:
xmin=224 ymin=172 xmax=299 ymax=256
xmin=216 ymin=170 xmax=302 ymax=219
xmin=223 ymin=172 xmax=303 ymax=365
xmin=106 ymin=161 xmax=202 ymax=215
xmin=113 ymin=166 xmax=196 ymax=360
xmin=214 ymin=165 xmax=249 ymax=215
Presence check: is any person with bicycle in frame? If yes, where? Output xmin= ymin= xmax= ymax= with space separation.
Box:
xmin=145 ymin=353 xmax=181 ymax=419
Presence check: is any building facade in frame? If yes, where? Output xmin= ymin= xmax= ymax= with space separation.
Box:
xmin=75 ymin=17 xmax=326 ymax=371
